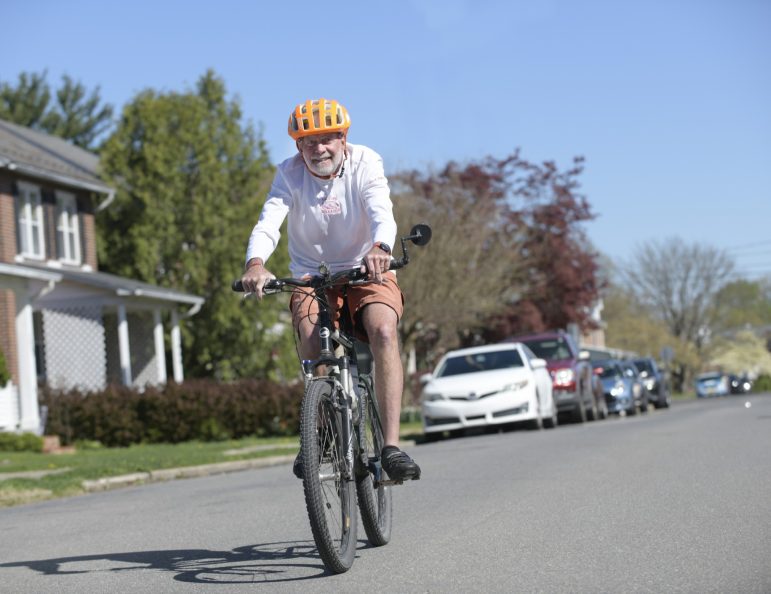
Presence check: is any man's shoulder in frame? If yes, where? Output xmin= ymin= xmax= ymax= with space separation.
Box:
xmin=347 ymin=143 xmax=383 ymax=167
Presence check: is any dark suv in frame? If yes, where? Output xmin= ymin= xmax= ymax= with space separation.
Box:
xmin=507 ymin=331 xmax=607 ymax=423
xmin=631 ymin=357 xmax=670 ymax=409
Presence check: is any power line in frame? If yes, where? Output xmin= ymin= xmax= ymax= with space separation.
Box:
xmin=725 ymin=239 xmax=771 ymax=251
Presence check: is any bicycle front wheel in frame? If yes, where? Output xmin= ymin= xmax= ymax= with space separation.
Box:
xmin=356 ymin=376 xmax=393 ymax=546
xmin=300 ymin=379 xmax=357 ymax=573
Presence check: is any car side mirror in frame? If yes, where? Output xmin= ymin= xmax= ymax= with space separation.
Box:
xmin=531 ymin=358 xmax=547 ymax=370
xmin=419 ymin=373 xmax=433 ymax=386
xmin=579 ymin=350 xmax=590 ymax=361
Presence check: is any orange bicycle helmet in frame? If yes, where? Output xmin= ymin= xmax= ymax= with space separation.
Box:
xmin=288 ymin=98 xmax=351 ymax=140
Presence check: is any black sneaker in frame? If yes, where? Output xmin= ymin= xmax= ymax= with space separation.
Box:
xmin=381 ymin=446 xmax=421 ymax=481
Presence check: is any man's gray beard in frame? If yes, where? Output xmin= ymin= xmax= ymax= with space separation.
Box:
xmin=306 ymin=152 xmax=343 ymax=177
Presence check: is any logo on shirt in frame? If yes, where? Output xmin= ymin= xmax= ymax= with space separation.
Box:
xmin=320 ymin=194 xmax=342 ymax=216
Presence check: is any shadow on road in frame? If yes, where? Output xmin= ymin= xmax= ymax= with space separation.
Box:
xmin=0 ymin=540 xmax=372 ymax=583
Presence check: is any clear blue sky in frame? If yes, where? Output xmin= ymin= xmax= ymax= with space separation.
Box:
xmin=4 ymin=0 xmax=770 ymax=278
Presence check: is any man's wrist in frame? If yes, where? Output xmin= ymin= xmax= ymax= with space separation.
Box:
xmin=245 ymin=257 xmax=265 ymax=271
xmin=374 ymin=242 xmax=391 ymax=255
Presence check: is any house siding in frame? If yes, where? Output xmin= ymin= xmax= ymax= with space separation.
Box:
xmin=0 ymin=289 xmax=18 ymax=385
xmin=0 ymin=179 xmax=19 ymax=384
xmin=0 ymin=176 xmax=15 ymax=263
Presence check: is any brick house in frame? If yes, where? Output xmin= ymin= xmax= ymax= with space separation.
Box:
xmin=0 ymin=119 xmax=204 ymax=433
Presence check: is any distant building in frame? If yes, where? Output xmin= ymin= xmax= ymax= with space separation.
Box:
xmin=0 ymin=119 xmax=203 ymax=433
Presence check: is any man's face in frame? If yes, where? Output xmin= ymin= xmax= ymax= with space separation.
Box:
xmin=297 ymin=132 xmax=345 ymax=178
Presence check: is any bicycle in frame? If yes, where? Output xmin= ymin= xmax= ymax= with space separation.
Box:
xmin=233 ymin=223 xmax=432 ymax=574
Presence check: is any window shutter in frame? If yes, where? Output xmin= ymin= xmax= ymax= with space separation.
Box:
xmin=42 ymin=189 xmax=59 ymax=261
xmin=11 ymin=181 xmax=21 ymax=255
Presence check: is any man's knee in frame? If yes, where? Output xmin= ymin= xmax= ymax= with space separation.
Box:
xmin=362 ymin=305 xmax=399 ymax=347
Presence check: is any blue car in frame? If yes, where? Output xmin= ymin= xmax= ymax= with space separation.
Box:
xmin=695 ymin=372 xmax=730 ymax=398
xmin=593 ymin=359 xmax=647 ymax=416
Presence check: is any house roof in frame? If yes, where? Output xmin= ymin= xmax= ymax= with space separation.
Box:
xmin=0 ymin=118 xmax=114 ymax=195
xmin=1 ymin=262 xmax=204 ymax=315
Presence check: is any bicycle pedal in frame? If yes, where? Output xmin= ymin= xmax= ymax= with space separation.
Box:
xmin=374 ymin=479 xmax=403 ymax=487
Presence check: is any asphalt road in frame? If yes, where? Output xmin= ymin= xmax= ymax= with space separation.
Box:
xmin=1 ymin=395 xmax=770 ymax=593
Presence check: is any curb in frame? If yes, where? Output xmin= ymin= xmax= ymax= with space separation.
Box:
xmin=80 ymin=439 xmax=417 ymax=493
xmin=81 ymin=454 xmax=295 ymax=492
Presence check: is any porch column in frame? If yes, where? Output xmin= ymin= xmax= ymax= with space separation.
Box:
xmin=171 ymin=308 xmax=183 ymax=382
xmin=117 ymin=304 xmax=132 ymax=386
xmin=15 ymin=294 xmax=40 ymax=432
xmin=153 ymin=308 xmax=167 ymax=384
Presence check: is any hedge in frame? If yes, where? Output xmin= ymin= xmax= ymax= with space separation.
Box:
xmin=40 ymin=378 xmax=304 ymax=447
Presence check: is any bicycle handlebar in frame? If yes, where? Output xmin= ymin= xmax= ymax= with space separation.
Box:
xmin=231 ymin=257 xmax=407 ymax=293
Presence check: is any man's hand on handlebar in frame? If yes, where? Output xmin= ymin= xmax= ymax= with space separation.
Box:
xmin=361 ymin=244 xmax=392 ymax=284
xmin=240 ymin=257 xmax=276 ymax=299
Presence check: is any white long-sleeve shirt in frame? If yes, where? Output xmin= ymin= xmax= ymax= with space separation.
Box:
xmin=246 ymin=143 xmax=397 ymax=277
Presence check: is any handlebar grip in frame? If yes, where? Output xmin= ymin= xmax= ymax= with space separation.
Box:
xmin=389 ymin=258 xmax=407 ymax=271
xmin=232 ymin=279 xmax=282 ymax=293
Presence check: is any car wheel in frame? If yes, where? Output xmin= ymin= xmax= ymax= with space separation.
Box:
xmin=544 ymin=406 xmax=559 ymax=429
xmin=587 ymin=395 xmax=599 ymax=421
xmin=599 ymin=398 xmax=609 ymax=419
xmin=572 ymin=400 xmax=587 ymax=423
xmin=529 ymin=414 xmax=544 ymax=431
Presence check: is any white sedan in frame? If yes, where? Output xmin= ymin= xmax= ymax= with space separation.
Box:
xmin=421 ymin=343 xmax=558 ymax=437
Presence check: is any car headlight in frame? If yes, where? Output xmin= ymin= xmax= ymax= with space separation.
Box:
xmin=503 ymin=379 xmax=529 ymax=392
xmin=422 ymin=392 xmax=444 ymax=402
xmin=553 ymin=369 xmax=574 ymax=385
xmin=644 ymin=379 xmax=655 ymax=391
xmin=610 ymin=381 xmax=626 ymax=397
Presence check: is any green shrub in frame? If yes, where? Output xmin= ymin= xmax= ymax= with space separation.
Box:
xmin=0 ymin=348 xmax=10 ymax=386
xmin=0 ymin=432 xmax=44 ymax=452
xmin=752 ymin=374 xmax=771 ymax=393
xmin=39 ymin=378 xmax=303 ymax=447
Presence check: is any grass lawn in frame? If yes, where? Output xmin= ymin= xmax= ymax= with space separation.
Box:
xmin=0 ymin=422 xmax=426 ymax=507
xmin=0 ymin=436 xmax=298 ymax=507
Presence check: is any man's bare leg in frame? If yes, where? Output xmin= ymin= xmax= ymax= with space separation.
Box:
xmin=360 ymin=303 xmax=403 ymax=447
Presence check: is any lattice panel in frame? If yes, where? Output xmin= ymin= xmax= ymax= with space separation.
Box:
xmin=41 ymin=306 xmax=107 ymax=391
xmin=128 ymin=311 xmax=160 ymax=388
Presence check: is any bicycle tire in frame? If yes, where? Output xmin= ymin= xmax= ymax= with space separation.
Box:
xmin=355 ymin=375 xmax=393 ymax=546
xmin=300 ymin=379 xmax=357 ymax=573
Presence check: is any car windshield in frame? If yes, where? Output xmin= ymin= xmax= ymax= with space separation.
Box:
xmin=596 ymin=364 xmax=621 ymax=379
xmin=520 ymin=338 xmax=571 ymax=360
xmin=697 ymin=374 xmax=722 ymax=383
xmin=633 ymin=359 xmax=654 ymax=374
xmin=436 ymin=349 xmax=524 ymax=377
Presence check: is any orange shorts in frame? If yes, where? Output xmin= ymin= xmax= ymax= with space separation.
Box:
xmin=289 ymin=271 xmax=404 ymax=343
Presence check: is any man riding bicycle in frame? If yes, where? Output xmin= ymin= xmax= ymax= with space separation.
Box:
xmin=240 ymin=98 xmax=420 ymax=482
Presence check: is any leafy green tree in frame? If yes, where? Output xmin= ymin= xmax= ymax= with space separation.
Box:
xmin=0 ymin=71 xmax=50 ymax=127
xmin=42 ymin=75 xmax=114 ymax=149
xmin=602 ymin=283 xmax=700 ymax=392
xmin=713 ymin=279 xmax=771 ymax=334
xmin=98 ymin=70 xmax=294 ymax=380
xmin=0 ymin=71 xmax=113 ymax=150
xmin=707 ymin=330 xmax=771 ymax=377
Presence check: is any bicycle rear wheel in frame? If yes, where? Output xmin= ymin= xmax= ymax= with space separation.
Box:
xmin=355 ymin=375 xmax=393 ymax=546
xmin=300 ymin=379 xmax=357 ymax=573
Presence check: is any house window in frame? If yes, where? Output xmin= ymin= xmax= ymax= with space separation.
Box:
xmin=55 ymin=191 xmax=81 ymax=264
xmin=17 ymin=182 xmax=45 ymax=259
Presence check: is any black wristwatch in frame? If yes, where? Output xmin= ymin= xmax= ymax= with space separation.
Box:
xmin=375 ymin=242 xmax=391 ymax=254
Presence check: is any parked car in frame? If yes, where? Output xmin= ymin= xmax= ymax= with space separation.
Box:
xmin=507 ymin=331 xmax=605 ymax=423
xmin=695 ymin=372 xmax=730 ymax=398
xmin=729 ymin=374 xmax=752 ymax=394
xmin=593 ymin=359 xmax=648 ymax=416
xmin=421 ymin=343 xmax=558 ymax=438
xmin=632 ymin=357 xmax=671 ymax=409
